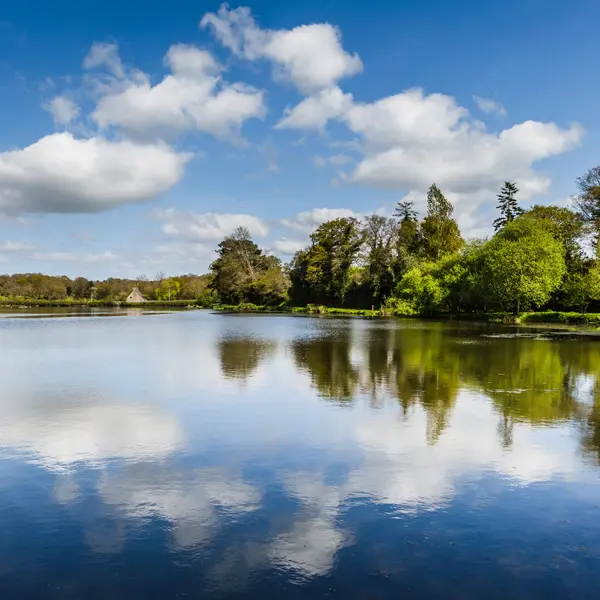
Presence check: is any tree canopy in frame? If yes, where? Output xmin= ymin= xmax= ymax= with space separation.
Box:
xmin=480 ymin=217 xmax=566 ymax=313
xmin=210 ymin=227 xmax=288 ymax=305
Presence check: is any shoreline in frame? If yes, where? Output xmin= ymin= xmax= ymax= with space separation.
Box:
xmin=213 ymin=304 xmax=600 ymax=326
xmin=2 ymin=300 xmax=600 ymax=328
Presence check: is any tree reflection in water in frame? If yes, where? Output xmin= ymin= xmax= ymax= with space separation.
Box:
xmin=278 ymin=319 xmax=600 ymax=458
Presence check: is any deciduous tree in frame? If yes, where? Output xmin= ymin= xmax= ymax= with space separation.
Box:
xmin=480 ymin=218 xmax=566 ymax=313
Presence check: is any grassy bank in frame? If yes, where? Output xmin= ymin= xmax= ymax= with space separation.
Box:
xmin=213 ymin=303 xmax=379 ymax=317
xmin=213 ymin=303 xmax=600 ymax=325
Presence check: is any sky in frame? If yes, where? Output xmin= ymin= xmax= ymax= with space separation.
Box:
xmin=0 ymin=0 xmax=599 ymax=279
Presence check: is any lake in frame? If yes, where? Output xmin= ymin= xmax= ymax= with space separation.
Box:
xmin=1 ymin=310 xmax=600 ymax=599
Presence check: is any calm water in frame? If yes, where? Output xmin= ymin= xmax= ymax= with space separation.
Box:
xmin=1 ymin=310 xmax=600 ymax=599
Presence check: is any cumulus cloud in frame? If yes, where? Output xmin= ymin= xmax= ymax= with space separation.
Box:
xmin=44 ymin=95 xmax=80 ymax=125
xmin=201 ymin=4 xmax=362 ymax=93
xmin=273 ymin=83 xmax=581 ymax=214
xmin=276 ymin=86 xmax=353 ymax=130
xmin=91 ymin=43 xmax=266 ymax=141
xmin=83 ymin=42 xmax=125 ymax=78
xmin=0 ymin=241 xmax=35 ymax=251
xmin=281 ymin=207 xmax=359 ymax=235
xmin=32 ymin=251 xmax=117 ymax=263
xmin=473 ymin=95 xmax=507 ymax=117
xmin=342 ymin=88 xmax=583 ymax=198
xmin=0 ymin=133 xmax=190 ymax=214
xmin=154 ymin=208 xmax=269 ymax=241
xmin=272 ymin=238 xmax=306 ymax=255
xmin=314 ymin=154 xmax=354 ymax=168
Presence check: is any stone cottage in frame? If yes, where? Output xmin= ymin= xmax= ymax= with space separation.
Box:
xmin=125 ymin=287 xmax=147 ymax=303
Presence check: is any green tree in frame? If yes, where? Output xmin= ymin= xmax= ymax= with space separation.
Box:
xmin=420 ymin=184 xmax=463 ymax=260
xmin=155 ymin=277 xmax=182 ymax=301
xmin=394 ymin=200 xmax=418 ymax=222
xmin=210 ymin=227 xmax=285 ymax=305
xmin=289 ymin=217 xmax=364 ymax=305
xmin=521 ymin=205 xmax=584 ymax=266
xmin=575 ymin=166 xmax=600 ymax=252
xmin=560 ymin=262 xmax=600 ymax=313
xmin=480 ymin=218 xmax=566 ymax=313
xmin=72 ymin=277 xmax=93 ymax=299
xmin=361 ymin=215 xmax=397 ymax=304
xmin=392 ymin=263 xmax=445 ymax=315
xmin=253 ymin=256 xmax=289 ymax=305
xmin=493 ymin=181 xmax=523 ymax=231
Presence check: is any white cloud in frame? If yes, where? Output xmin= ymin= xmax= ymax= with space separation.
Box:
xmin=154 ymin=208 xmax=269 ymax=241
xmin=0 ymin=255 xmax=7 ymax=263
xmin=342 ymin=88 xmax=583 ymax=198
xmin=473 ymin=95 xmax=507 ymax=117
xmin=0 ymin=133 xmax=190 ymax=214
xmin=92 ymin=43 xmax=266 ymax=141
xmin=44 ymin=96 xmax=80 ymax=125
xmin=32 ymin=251 xmax=117 ymax=263
xmin=314 ymin=153 xmax=354 ymax=168
xmin=281 ymin=207 xmax=359 ymax=235
xmin=83 ymin=42 xmax=125 ymax=78
xmin=276 ymin=86 xmax=353 ymax=130
xmin=0 ymin=241 xmax=35 ymax=252
xmin=201 ymin=5 xmax=362 ymax=93
xmin=272 ymin=238 xmax=306 ymax=255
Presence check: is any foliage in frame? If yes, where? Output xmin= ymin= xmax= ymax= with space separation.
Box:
xmin=394 ymin=200 xmax=418 ymax=222
xmin=493 ymin=181 xmax=523 ymax=231
xmin=419 ymin=184 xmax=463 ymax=260
xmin=289 ymin=217 xmax=364 ymax=305
xmin=521 ymin=205 xmax=584 ymax=265
xmin=392 ymin=263 xmax=445 ymax=315
xmin=479 ymin=218 xmax=566 ymax=313
xmin=209 ymin=227 xmax=288 ymax=305
xmin=559 ymin=263 xmax=600 ymax=313
xmin=0 ymin=271 xmax=209 ymax=304
xmin=427 ymin=183 xmax=453 ymax=220
xmin=361 ymin=215 xmax=397 ymax=304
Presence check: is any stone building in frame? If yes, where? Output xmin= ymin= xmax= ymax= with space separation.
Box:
xmin=125 ymin=287 xmax=147 ymax=303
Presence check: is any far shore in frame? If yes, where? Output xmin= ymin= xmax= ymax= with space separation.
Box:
xmin=3 ymin=299 xmax=600 ymax=328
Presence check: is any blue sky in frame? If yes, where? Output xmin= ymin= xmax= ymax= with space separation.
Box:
xmin=0 ymin=0 xmax=599 ymax=279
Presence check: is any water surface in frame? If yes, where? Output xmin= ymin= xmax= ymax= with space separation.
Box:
xmin=1 ymin=311 xmax=600 ymax=598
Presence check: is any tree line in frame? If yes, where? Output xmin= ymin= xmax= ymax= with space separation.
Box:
xmin=210 ymin=165 xmax=600 ymax=315
xmin=0 ymin=273 xmax=212 ymax=303
xmin=3 ymin=165 xmax=600 ymax=313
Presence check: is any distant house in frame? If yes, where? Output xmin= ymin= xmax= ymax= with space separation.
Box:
xmin=126 ymin=287 xmax=147 ymax=303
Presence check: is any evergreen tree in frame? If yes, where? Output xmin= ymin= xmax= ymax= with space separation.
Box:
xmin=394 ymin=200 xmax=418 ymax=222
xmin=493 ymin=181 xmax=523 ymax=231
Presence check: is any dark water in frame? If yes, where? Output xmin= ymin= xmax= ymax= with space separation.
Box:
xmin=1 ymin=310 xmax=600 ymax=599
